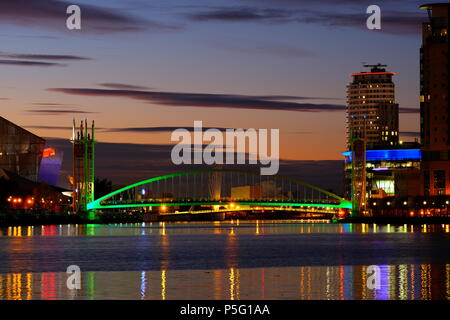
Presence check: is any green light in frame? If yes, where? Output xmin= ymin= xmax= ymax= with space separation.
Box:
xmin=87 ymin=169 xmax=352 ymax=211
xmin=87 ymin=211 xmax=97 ymax=221
xmin=88 ymin=201 xmax=351 ymax=210
xmin=86 ymin=224 xmax=96 ymax=236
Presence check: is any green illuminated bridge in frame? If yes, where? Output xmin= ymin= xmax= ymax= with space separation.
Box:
xmin=87 ymin=169 xmax=351 ymax=215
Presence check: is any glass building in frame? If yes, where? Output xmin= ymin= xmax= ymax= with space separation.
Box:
xmin=343 ymin=147 xmax=422 ymax=199
xmin=0 ymin=116 xmax=45 ymax=182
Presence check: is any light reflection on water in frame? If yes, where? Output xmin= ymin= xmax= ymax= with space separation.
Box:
xmin=1 ymin=221 xmax=449 ymax=237
xmin=0 ymin=221 xmax=449 ymax=300
xmin=0 ymin=264 xmax=449 ymax=300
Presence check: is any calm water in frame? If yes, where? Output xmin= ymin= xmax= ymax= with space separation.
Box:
xmin=0 ymin=221 xmax=449 ymax=300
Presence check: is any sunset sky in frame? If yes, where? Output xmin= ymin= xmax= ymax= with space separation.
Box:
xmin=0 ymin=0 xmax=430 ymax=189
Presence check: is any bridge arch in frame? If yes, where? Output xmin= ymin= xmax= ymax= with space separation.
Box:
xmin=87 ymin=169 xmax=351 ymax=211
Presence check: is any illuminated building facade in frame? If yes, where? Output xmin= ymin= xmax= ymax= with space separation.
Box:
xmin=0 ymin=116 xmax=45 ymax=182
xmin=343 ymin=147 xmax=422 ymax=200
xmin=419 ymin=3 xmax=450 ymax=196
xmin=347 ymin=64 xmax=399 ymax=149
xmin=37 ymin=147 xmax=64 ymax=186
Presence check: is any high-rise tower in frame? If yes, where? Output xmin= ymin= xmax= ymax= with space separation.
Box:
xmin=420 ymin=3 xmax=450 ymax=196
xmin=71 ymin=119 xmax=95 ymax=213
xmin=347 ymin=64 xmax=399 ymax=149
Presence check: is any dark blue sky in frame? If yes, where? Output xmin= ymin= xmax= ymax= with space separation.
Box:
xmin=0 ymin=0 xmax=428 ymax=164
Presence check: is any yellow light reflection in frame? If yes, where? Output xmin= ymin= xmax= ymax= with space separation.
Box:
xmin=8 ymin=273 xmax=22 ymax=300
xmin=161 ymin=269 xmax=166 ymax=300
xmin=421 ymin=264 xmax=431 ymax=300
xmin=228 ymin=267 xmax=240 ymax=300
xmin=299 ymin=267 xmax=305 ymax=300
xmin=26 ymin=273 xmax=32 ymax=300
xmin=361 ymin=266 xmax=367 ymax=300
xmin=398 ymin=265 xmax=408 ymax=300
xmin=229 ymin=267 xmax=235 ymax=300
xmin=389 ymin=265 xmax=396 ymax=300
xmin=160 ymin=222 xmax=166 ymax=236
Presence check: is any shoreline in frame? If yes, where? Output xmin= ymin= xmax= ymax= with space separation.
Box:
xmin=339 ymin=216 xmax=450 ymax=224
xmin=1 ymin=211 xmax=450 ymax=227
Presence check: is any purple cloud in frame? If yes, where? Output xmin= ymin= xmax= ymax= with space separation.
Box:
xmin=0 ymin=0 xmax=179 ymax=34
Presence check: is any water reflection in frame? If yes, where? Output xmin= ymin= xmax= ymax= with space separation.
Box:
xmin=0 ymin=221 xmax=449 ymax=300
xmin=0 ymin=264 xmax=448 ymax=300
xmin=1 ymin=222 xmax=450 ymax=237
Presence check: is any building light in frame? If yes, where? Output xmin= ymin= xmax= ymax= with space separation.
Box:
xmin=42 ymin=148 xmax=56 ymax=158
xmin=342 ymin=149 xmax=421 ymax=162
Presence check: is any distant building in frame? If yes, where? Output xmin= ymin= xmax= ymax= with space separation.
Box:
xmin=260 ymin=180 xmax=281 ymax=199
xmin=0 ymin=168 xmax=70 ymax=212
xmin=419 ymin=3 xmax=450 ymax=196
xmin=347 ymin=64 xmax=399 ymax=149
xmin=0 ymin=116 xmax=45 ymax=182
xmin=38 ymin=147 xmax=64 ymax=186
xmin=343 ymin=146 xmax=422 ymax=199
xmin=231 ymin=185 xmax=261 ymax=200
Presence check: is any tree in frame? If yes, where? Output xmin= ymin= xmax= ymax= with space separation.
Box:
xmin=0 ymin=178 xmax=17 ymax=208
xmin=94 ymin=177 xmax=113 ymax=199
